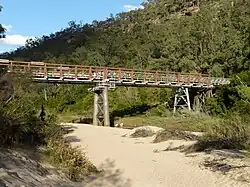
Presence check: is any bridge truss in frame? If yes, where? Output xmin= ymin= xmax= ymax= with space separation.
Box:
xmin=0 ymin=60 xmax=230 ymax=126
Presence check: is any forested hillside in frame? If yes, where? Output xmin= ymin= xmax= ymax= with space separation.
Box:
xmin=0 ymin=0 xmax=249 ymax=119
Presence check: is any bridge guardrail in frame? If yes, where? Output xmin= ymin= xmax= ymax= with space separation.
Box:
xmin=0 ymin=60 xmax=230 ymax=87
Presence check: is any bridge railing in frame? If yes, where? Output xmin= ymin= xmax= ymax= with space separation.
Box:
xmin=0 ymin=60 xmax=228 ymax=86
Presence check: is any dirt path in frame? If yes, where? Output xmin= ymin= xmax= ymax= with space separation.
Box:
xmin=66 ymin=124 xmax=249 ymax=187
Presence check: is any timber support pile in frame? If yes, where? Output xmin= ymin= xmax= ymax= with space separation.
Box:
xmin=173 ymin=87 xmax=213 ymax=113
xmin=92 ymin=82 xmax=114 ymax=126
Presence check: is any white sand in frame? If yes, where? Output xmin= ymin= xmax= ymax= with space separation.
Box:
xmin=66 ymin=124 xmax=250 ymax=187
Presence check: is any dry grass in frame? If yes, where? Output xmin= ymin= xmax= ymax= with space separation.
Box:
xmin=187 ymin=117 xmax=250 ymax=152
xmin=45 ymin=139 xmax=98 ymax=181
xmin=153 ymin=129 xmax=198 ymax=143
xmin=130 ymin=128 xmax=155 ymax=138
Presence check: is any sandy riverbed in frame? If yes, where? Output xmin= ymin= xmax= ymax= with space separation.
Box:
xmin=65 ymin=123 xmax=250 ymax=187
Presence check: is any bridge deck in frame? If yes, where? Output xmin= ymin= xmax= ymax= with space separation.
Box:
xmin=0 ymin=60 xmax=230 ymax=88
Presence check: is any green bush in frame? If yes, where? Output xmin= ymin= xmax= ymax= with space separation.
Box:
xmin=145 ymin=104 xmax=173 ymax=117
xmin=0 ymin=75 xmax=98 ymax=181
xmin=194 ymin=116 xmax=250 ymax=151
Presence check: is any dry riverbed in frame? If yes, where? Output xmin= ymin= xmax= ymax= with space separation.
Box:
xmin=65 ymin=123 xmax=250 ymax=187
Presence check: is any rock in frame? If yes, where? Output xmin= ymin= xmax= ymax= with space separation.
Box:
xmin=115 ymin=123 xmax=124 ymax=128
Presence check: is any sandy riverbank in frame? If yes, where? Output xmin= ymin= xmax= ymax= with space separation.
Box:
xmin=65 ymin=123 xmax=250 ymax=187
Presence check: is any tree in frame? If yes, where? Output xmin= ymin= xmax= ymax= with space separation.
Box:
xmin=0 ymin=5 xmax=5 ymax=38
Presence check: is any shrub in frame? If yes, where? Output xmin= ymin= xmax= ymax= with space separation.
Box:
xmin=145 ymin=104 xmax=173 ymax=117
xmin=45 ymin=140 xmax=98 ymax=181
xmin=192 ymin=116 xmax=250 ymax=151
xmin=0 ymin=74 xmax=98 ymax=182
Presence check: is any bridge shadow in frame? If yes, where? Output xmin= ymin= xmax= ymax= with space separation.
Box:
xmin=111 ymin=104 xmax=157 ymax=118
xmin=110 ymin=104 xmax=158 ymax=127
xmin=69 ymin=104 xmax=159 ymax=127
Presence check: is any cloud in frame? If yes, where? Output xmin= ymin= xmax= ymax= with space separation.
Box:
xmin=0 ymin=34 xmax=34 ymax=46
xmin=0 ymin=24 xmax=34 ymax=46
xmin=123 ymin=4 xmax=144 ymax=12
xmin=2 ymin=24 xmax=13 ymax=32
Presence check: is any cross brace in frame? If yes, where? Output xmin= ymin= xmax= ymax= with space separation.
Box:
xmin=173 ymin=87 xmax=191 ymax=113
xmin=173 ymin=87 xmax=213 ymax=113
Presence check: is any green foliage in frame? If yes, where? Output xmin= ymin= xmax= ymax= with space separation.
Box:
xmin=3 ymin=75 xmax=42 ymax=120
xmin=0 ymin=74 xmax=46 ymax=146
xmin=204 ymin=97 xmax=226 ymax=116
xmin=0 ymin=5 xmax=5 ymax=39
xmin=0 ymin=74 xmax=98 ymax=181
xmin=195 ymin=116 xmax=250 ymax=150
xmin=109 ymin=87 xmax=171 ymax=112
xmin=204 ymin=70 xmax=250 ymax=119
xmin=145 ymin=105 xmax=172 ymax=117
xmin=44 ymin=85 xmax=91 ymax=114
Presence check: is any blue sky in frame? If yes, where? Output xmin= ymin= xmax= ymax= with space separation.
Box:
xmin=0 ymin=0 xmax=143 ymax=53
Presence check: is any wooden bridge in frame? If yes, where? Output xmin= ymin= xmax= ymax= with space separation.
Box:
xmin=0 ymin=59 xmax=230 ymax=126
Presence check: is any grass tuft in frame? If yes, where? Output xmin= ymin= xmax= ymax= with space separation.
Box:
xmin=188 ymin=116 xmax=250 ymax=152
xmin=45 ymin=139 xmax=98 ymax=181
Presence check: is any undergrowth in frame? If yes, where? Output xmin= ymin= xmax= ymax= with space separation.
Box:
xmin=45 ymin=139 xmax=98 ymax=181
xmin=0 ymin=74 xmax=98 ymax=182
xmin=118 ymin=110 xmax=215 ymax=132
xmin=190 ymin=116 xmax=250 ymax=152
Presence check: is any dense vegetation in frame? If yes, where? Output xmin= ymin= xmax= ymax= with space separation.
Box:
xmin=0 ymin=0 xmax=250 ymax=156
xmin=0 ymin=6 xmax=97 ymax=181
